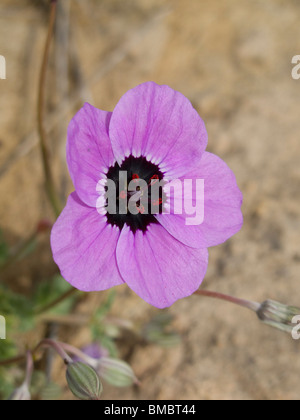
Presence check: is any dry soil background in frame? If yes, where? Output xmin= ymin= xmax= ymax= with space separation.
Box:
xmin=0 ymin=0 xmax=300 ymax=400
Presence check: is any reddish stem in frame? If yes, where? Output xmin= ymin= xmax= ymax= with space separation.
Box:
xmin=194 ymin=289 xmax=260 ymax=312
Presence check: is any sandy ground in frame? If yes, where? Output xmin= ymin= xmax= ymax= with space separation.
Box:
xmin=0 ymin=0 xmax=300 ymax=400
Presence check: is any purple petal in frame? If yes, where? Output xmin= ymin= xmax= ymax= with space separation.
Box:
xmin=116 ymin=224 xmax=208 ymax=308
xmin=109 ymin=82 xmax=208 ymax=179
xmin=156 ymin=152 xmax=243 ymax=248
xmin=67 ymin=104 xmax=115 ymax=207
xmin=51 ymin=192 xmax=124 ymax=291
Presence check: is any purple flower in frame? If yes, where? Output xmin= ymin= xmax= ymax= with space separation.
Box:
xmin=72 ymin=343 xmax=109 ymax=363
xmin=51 ymin=82 xmax=243 ymax=308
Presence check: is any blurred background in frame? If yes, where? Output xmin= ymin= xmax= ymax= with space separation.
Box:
xmin=0 ymin=0 xmax=300 ymax=400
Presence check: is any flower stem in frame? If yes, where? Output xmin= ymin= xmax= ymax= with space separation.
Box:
xmin=0 ymin=233 xmax=37 ymax=272
xmin=0 ymin=355 xmax=25 ymax=367
xmin=38 ymin=0 xmax=62 ymax=217
xmin=24 ymin=351 xmax=34 ymax=387
xmin=35 ymin=339 xmax=73 ymax=365
xmin=58 ymin=342 xmax=85 ymax=357
xmin=194 ymin=289 xmax=260 ymax=312
xmin=0 ymin=339 xmax=73 ymax=368
xmin=59 ymin=342 xmax=96 ymax=365
xmin=35 ymin=287 xmax=78 ymax=315
xmin=0 ymin=221 xmax=52 ymax=273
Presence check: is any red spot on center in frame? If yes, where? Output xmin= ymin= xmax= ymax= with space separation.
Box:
xmin=119 ymin=190 xmax=127 ymax=200
xmin=152 ymin=198 xmax=163 ymax=206
xmin=138 ymin=204 xmax=145 ymax=214
xmin=149 ymin=174 xmax=159 ymax=186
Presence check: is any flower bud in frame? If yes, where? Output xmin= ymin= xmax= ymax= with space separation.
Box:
xmin=66 ymin=362 xmax=103 ymax=400
xmin=8 ymin=383 xmax=31 ymax=401
xmin=256 ymin=300 xmax=300 ymax=333
xmin=143 ymin=313 xmax=181 ymax=347
xmin=73 ymin=343 xmax=109 ymax=363
xmin=97 ymin=357 xmax=139 ymax=388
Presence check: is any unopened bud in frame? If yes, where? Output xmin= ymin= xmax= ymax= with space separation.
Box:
xmin=8 ymin=383 xmax=31 ymax=401
xmin=8 ymin=351 xmax=33 ymax=401
xmin=97 ymin=358 xmax=139 ymax=388
xmin=256 ymin=300 xmax=300 ymax=333
xmin=66 ymin=362 xmax=103 ymax=400
xmin=143 ymin=313 xmax=181 ymax=347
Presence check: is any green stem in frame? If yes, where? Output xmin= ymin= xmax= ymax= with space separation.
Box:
xmin=0 ymin=355 xmax=25 ymax=367
xmin=0 ymin=221 xmax=52 ymax=272
xmin=35 ymin=287 xmax=78 ymax=315
xmin=38 ymin=0 xmax=62 ymax=217
xmin=0 ymin=234 xmax=37 ymax=272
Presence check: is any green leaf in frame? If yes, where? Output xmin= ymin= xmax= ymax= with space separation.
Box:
xmin=0 ymin=339 xmax=17 ymax=360
xmin=143 ymin=312 xmax=181 ymax=348
xmin=0 ymin=367 xmax=15 ymax=400
xmin=30 ymin=371 xmax=63 ymax=400
xmin=34 ymin=275 xmax=77 ymax=315
xmin=40 ymin=382 xmax=63 ymax=401
xmin=0 ymin=285 xmax=33 ymax=318
xmin=94 ymin=290 xmax=116 ymax=320
xmin=0 ymin=229 xmax=9 ymax=265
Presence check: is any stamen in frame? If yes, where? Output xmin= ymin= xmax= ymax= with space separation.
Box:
xmin=138 ymin=204 xmax=145 ymax=214
xmin=149 ymin=174 xmax=159 ymax=186
xmin=105 ymin=156 xmax=165 ymax=233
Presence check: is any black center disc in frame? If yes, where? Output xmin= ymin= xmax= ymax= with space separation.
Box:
xmin=105 ymin=156 xmax=165 ymax=233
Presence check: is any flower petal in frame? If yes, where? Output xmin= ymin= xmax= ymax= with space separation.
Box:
xmin=155 ymin=152 xmax=243 ymax=248
xmin=109 ymin=82 xmax=208 ymax=179
xmin=116 ymin=224 xmax=208 ymax=308
xmin=67 ymin=103 xmax=115 ymax=207
xmin=51 ymin=192 xmax=124 ymax=291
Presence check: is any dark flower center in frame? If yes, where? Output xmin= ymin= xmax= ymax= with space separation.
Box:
xmin=105 ymin=155 xmax=165 ymax=233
